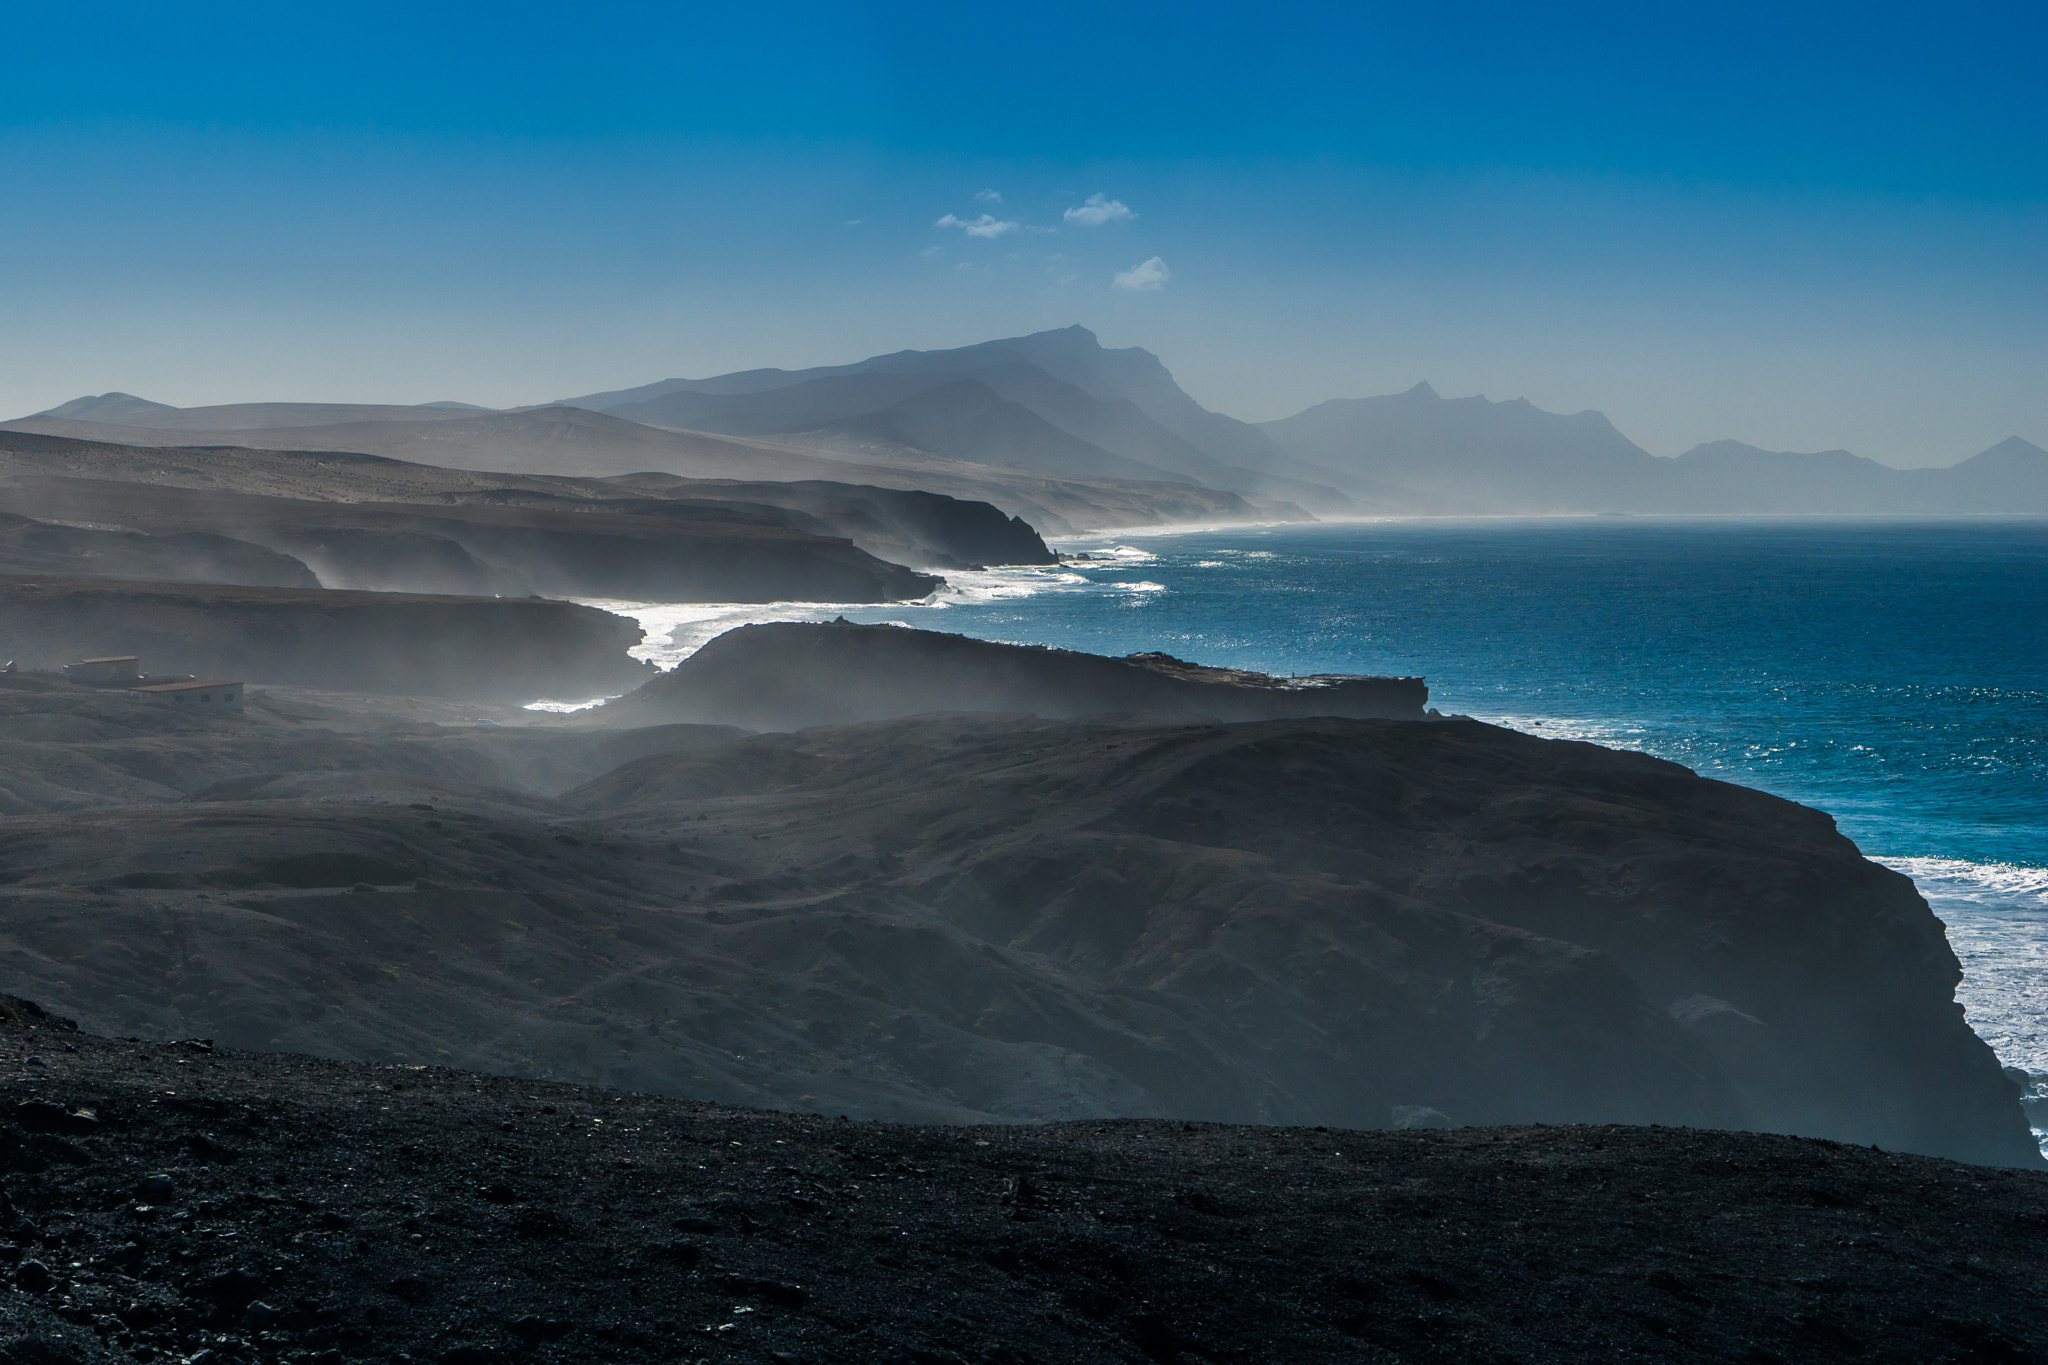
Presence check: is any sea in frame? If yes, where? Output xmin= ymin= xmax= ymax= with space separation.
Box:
xmin=550 ymin=518 xmax=2048 ymax=1112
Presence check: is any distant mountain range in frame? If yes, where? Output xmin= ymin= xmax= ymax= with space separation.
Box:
xmin=11 ymin=327 xmax=2044 ymax=524
xmin=1260 ymin=381 xmax=2048 ymax=515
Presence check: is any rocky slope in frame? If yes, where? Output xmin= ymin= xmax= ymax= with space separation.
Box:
xmin=0 ymin=579 xmax=654 ymax=700
xmin=2 ymin=409 xmax=1281 ymax=538
xmin=1 ymin=1002 xmax=2046 ymax=1365
xmin=558 ymin=324 xmax=1349 ymax=511
xmin=0 ymin=676 xmax=2030 ymax=1168
xmin=600 ymin=622 xmax=1429 ymax=730
xmin=0 ymin=515 xmax=319 ymax=591
xmin=1 ymin=428 xmax=1062 ymax=579
xmin=1 ymin=473 xmax=947 ymax=602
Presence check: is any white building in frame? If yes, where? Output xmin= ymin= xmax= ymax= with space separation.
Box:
xmin=130 ymin=679 xmax=244 ymax=710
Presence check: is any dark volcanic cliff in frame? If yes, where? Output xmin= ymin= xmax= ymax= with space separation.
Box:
xmin=563 ymin=714 xmax=2037 ymax=1166
xmin=597 ymin=477 xmax=1057 ymax=570
xmin=602 ymin=621 xmax=1429 ymax=729
xmin=0 ymin=476 xmax=943 ymax=603
xmin=0 ymin=678 xmax=2028 ymax=1168
xmin=0 ymin=577 xmax=653 ymax=700
xmin=0 ymin=513 xmax=319 ymax=590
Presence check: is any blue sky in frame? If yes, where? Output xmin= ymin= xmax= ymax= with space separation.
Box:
xmin=1 ymin=1 xmax=2041 ymax=463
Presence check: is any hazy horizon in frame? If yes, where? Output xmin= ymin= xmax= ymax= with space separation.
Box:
xmin=2 ymin=2 xmax=2042 ymax=467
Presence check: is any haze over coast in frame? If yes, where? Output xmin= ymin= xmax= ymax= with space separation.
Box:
xmin=2 ymin=3 xmax=2044 ymax=1361
xmin=9 ymin=326 xmax=2044 ymax=534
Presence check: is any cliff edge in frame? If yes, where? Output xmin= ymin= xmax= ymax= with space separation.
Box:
xmin=0 ymin=576 xmax=653 ymax=701
xmin=0 ymin=679 xmax=2028 ymax=1167
xmin=600 ymin=620 xmax=1429 ymax=729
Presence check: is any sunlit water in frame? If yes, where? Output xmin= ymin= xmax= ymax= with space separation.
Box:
xmin=555 ymin=518 xmax=2048 ymax=1103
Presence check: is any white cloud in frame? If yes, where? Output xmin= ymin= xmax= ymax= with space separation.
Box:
xmin=1113 ymin=256 xmax=1170 ymax=291
xmin=1064 ymin=193 xmax=1136 ymax=227
xmin=936 ymin=212 xmax=1019 ymax=239
xmin=974 ymin=188 xmax=1003 ymax=203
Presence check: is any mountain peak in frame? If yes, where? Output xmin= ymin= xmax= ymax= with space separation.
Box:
xmin=1403 ymin=381 xmax=1439 ymax=399
xmin=1002 ymin=324 xmax=1104 ymax=357
xmin=1976 ymin=435 xmax=2046 ymax=461
xmin=35 ymin=391 xmax=181 ymax=423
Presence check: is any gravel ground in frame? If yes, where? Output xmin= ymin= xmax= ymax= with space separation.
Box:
xmin=2 ymin=997 xmax=2046 ymax=1365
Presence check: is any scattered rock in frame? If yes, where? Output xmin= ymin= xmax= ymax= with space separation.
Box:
xmin=1169 ymin=1188 xmax=1229 ymax=1217
xmin=0 ymin=1003 xmax=2043 ymax=1363
xmin=440 ymin=1346 xmax=503 ymax=1365
xmin=385 ymin=1275 xmax=433 ymax=1303
xmin=188 ymin=1132 xmax=239 ymax=1160
xmin=715 ymin=1275 xmax=808 ymax=1309
xmin=200 ymin=1266 xmax=264 ymax=1308
xmin=13 ymin=1102 xmax=98 ymax=1136
xmin=512 ymin=1316 xmax=571 ymax=1341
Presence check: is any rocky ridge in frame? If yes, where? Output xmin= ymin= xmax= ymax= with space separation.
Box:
xmin=599 ymin=621 xmax=1429 ymax=730
xmin=0 ymin=669 xmax=2029 ymax=1167
xmin=0 ymin=580 xmax=654 ymax=701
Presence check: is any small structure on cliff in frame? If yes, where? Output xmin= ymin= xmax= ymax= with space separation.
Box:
xmin=63 ymin=654 xmax=140 ymax=684
xmin=130 ymin=678 xmax=244 ymax=710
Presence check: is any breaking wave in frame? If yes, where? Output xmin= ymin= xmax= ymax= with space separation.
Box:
xmin=1876 ymin=856 xmax=2048 ymax=1107
xmin=571 ymin=560 xmax=1135 ymax=674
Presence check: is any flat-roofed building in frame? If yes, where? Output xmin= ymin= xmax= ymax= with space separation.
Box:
xmin=64 ymin=655 xmax=141 ymax=684
xmin=130 ymin=679 xmax=244 ymax=710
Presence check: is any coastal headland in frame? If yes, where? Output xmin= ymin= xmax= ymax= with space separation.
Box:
xmin=0 ymin=634 xmax=2031 ymax=1170
xmin=0 ymin=578 xmax=654 ymax=702
xmin=601 ymin=620 xmax=1430 ymax=729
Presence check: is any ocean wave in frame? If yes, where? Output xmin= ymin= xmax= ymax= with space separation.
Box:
xmin=1879 ymin=855 xmax=2048 ymax=1092
xmin=1115 ymin=581 xmax=1167 ymax=594
xmin=575 ymin=563 xmax=1104 ymax=671
xmin=1874 ymin=856 xmax=2048 ymax=913
xmin=1474 ymin=713 xmax=1656 ymax=750
xmin=522 ymin=697 xmax=612 ymax=713
xmin=1068 ymin=544 xmax=1159 ymax=564
xmin=938 ymin=566 xmax=1092 ymax=605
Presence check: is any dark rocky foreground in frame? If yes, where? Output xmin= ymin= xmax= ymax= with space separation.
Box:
xmin=0 ymin=580 xmax=653 ymax=701
xmin=2 ymin=1003 xmax=2047 ymax=1365
xmin=601 ymin=621 xmax=1429 ymax=729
